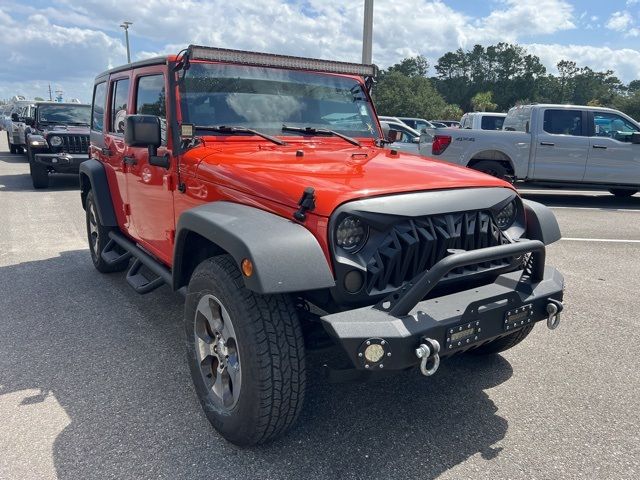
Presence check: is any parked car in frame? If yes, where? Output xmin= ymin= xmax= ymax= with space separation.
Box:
xmin=431 ymin=119 xmax=461 ymax=128
xmin=379 ymin=119 xmax=423 ymax=154
xmin=80 ymin=45 xmax=564 ymax=446
xmin=5 ymin=99 xmax=33 ymax=153
xmin=24 ymin=101 xmax=90 ymax=188
xmin=422 ymin=104 xmax=640 ymax=196
xmin=396 ymin=117 xmax=436 ymax=132
xmin=460 ymin=112 xmax=507 ymax=131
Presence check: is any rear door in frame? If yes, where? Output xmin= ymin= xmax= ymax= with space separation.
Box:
xmin=584 ymin=111 xmax=640 ymax=185
xmin=532 ymin=108 xmax=589 ymax=181
xmin=123 ymin=68 xmax=176 ymax=264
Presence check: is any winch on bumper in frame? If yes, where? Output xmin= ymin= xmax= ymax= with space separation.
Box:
xmin=34 ymin=152 xmax=87 ymax=172
xmin=320 ymin=239 xmax=564 ymax=376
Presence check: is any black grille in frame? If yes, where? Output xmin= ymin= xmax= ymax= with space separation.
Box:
xmin=60 ymin=134 xmax=89 ymax=154
xmin=364 ymin=211 xmax=511 ymax=293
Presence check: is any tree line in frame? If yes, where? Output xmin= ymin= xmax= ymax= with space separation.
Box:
xmin=373 ymin=42 xmax=640 ymax=121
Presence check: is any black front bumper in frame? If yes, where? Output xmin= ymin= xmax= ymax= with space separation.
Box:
xmin=320 ymin=240 xmax=564 ymax=371
xmin=35 ymin=153 xmax=88 ymax=172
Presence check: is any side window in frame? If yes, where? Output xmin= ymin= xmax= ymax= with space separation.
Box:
xmin=543 ymin=109 xmax=583 ymax=136
xmin=135 ymin=75 xmax=166 ymax=145
xmin=109 ymin=78 xmax=130 ymax=134
xmin=593 ymin=112 xmax=639 ymax=141
xmin=91 ymin=82 xmax=107 ymax=132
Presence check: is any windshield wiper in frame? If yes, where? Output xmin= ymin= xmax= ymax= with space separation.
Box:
xmin=195 ymin=125 xmax=287 ymax=146
xmin=282 ymin=125 xmax=361 ymax=147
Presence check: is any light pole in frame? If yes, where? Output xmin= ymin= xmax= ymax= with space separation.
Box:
xmin=362 ymin=0 xmax=373 ymax=64
xmin=120 ymin=21 xmax=133 ymax=63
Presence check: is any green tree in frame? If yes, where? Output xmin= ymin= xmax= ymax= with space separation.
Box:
xmin=471 ymin=91 xmax=497 ymax=112
xmin=373 ymin=71 xmax=447 ymax=119
xmin=385 ymin=55 xmax=429 ymax=78
xmin=34 ymin=96 xmax=44 ymax=101
xmin=437 ymin=104 xmax=463 ymax=120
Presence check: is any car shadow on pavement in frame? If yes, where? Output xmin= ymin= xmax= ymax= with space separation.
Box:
xmin=519 ymin=189 xmax=640 ymax=210
xmin=0 ymin=155 xmax=80 ymax=192
xmin=0 ymin=250 xmax=512 ymax=480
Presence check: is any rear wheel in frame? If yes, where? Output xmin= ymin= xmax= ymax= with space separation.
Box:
xmin=185 ymin=255 xmax=306 ymax=446
xmin=471 ymin=160 xmax=512 ymax=183
xmin=470 ymin=325 xmax=534 ymax=355
xmin=29 ymin=160 xmax=49 ymax=189
xmin=85 ymin=191 xmax=129 ymax=273
xmin=609 ymin=188 xmax=637 ymax=198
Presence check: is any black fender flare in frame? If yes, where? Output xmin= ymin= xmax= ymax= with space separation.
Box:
xmin=173 ymin=202 xmax=336 ymax=294
xmin=78 ymin=159 xmax=118 ymax=227
xmin=523 ymin=199 xmax=561 ymax=245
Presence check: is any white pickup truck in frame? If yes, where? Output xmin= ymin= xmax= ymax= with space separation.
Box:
xmin=420 ymin=104 xmax=640 ymax=197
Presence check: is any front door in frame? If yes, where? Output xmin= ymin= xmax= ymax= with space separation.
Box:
xmin=532 ymin=108 xmax=589 ymax=181
xmin=584 ymin=111 xmax=640 ymax=186
xmin=123 ymin=69 xmax=176 ymax=264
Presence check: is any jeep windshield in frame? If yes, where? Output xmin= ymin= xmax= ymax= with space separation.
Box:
xmin=179 ymin=63 xmax=379 ymax=140
xmin=38 ymin=104 xmax=90 ymax=125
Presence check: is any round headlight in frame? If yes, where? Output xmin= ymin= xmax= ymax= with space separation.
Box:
xmin=495 ymin=201 xmax=517 ymax=230
xmin=49 ymin=135 xmax=62 ymax=147
xmin=336 ymin=216 xmax=368 ymax=252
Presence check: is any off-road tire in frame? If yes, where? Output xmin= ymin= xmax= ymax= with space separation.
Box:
xmin=85 ymin=191 xmax=129 ymax=273
xmin=471 ymin=160 xmax=511 ymax=183
xmin=470 ymin=324 xmax=534 ymax=355
xmin=9 ymin=142 xmax=17 ymax=154
xmin=29 ymin=159 xmax=49 ymax=189
xmin=609 ymin=188 xmax=637 ymax=198
xmin=185 ymin=255 xmax=306 ymax=446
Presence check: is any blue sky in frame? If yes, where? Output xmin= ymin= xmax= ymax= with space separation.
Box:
xmin=1 ymin=0 xmax=639 ymax=102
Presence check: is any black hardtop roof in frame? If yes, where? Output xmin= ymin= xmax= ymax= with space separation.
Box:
xmin=95 ymin=56 xmax=169 ymax=81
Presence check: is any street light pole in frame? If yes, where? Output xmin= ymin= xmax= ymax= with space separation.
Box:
xmin=362 ymin=0 xmax=374 ymax=64
xmin=120 ymin=21 xmax=133 ymax=63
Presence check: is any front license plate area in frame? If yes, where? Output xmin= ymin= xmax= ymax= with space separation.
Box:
xmin=445 ymin=321 xmax=481 ymax=350
xmin=504 ymin=303 xmax=533 ymax=331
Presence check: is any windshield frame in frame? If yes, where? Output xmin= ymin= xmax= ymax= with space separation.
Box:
xmin=177 ymin=60 xmax=382 ymax=141
xmin=37 ymin=104 xmax=91 ymax=125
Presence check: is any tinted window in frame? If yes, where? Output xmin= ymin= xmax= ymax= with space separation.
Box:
xmin=481 ymin=116 xmax=505 ymax=130
xmin=91 ymin=82 xmax=107 ymax=131
xmin=593 ymin=112 xmax=639 ymax=142
xmin=503 ymin=106 xmax=531 ymax=132
xmin=543 ymin=109 xmax=583 ymax=136
xmin=110 ymin=78 xmax=130 ymax=134
xmin=136 ymin=75 xmax=166 ymax=118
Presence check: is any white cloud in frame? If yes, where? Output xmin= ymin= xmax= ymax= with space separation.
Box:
xmin=527 ymin=43 xmax=640 ymax=81
xmin=606 ymin=11 xmax=634 ymax=32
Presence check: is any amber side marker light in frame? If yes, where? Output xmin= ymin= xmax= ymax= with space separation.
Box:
xmin=241 ymin=259 xmax=254 ymax=277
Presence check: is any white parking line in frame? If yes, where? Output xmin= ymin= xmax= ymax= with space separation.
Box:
xmin=560 ymin=237 xmax=640 ymax=243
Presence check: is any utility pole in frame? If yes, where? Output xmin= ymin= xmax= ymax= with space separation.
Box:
xmin=120 ymin=21 xmax=133 ymax=63
xmin=48 ymin=84 xmax=52 ymax=101
xmin=362 ymin=0 xmax=374 ymax=64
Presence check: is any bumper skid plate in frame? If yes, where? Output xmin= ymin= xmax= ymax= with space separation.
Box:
xmin=321 ymin=240 xmax=564 ymax=372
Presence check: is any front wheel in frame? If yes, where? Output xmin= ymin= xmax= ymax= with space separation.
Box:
xmin=609 ymin=188 xmax=637 ymax=198
xmin=29 ymin=160 xmax=49 ymax=189
xmin=9 ymin=142 xmax=17 ymax=154
xmin=185 ymin=255 xmax=306 ymax=446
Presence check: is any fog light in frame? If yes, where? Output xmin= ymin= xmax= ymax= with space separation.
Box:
xmin=364 ymin=344 xmax=385 ymax=363
xmin=344 ymin=270 xmax=363 ymax=293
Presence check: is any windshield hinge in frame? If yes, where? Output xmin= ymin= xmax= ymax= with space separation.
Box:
xmin=293 ymin=187 xmax=316 ymax=222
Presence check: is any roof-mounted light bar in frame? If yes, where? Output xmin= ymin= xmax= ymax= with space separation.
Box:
xmin=187 ymin=45 xmax=378 ymax=78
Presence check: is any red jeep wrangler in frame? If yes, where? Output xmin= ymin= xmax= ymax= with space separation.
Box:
xmin=81 ymin=45 xmax=564 ymax=446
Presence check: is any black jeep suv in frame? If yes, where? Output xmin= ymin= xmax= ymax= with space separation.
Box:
xmin=25 ymin=102 xmax=90 ymax=189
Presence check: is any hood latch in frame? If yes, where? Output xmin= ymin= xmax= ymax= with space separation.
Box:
xmin=293 ymin=187 xmax=316 ymax=222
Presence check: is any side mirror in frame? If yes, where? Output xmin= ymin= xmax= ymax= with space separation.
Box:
xmin=11 ymin=113 xmax=19 ymax=122
xmin=125 ymin=115 xmax=161 ymax=152
xmin=631 ymin=132 xmax=640 ymax=144
xmin=386 ymin=129 xmax=401 ymax=143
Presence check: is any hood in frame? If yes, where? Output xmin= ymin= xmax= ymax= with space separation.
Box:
xmin=194 ymin=140 xmax=513 ymax=217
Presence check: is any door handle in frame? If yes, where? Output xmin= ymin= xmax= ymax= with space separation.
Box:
xmin=123 ymin=156 xmax=137 ymax=166
xmin=592 ymin=145 xmax=607 ymax=149
xmin=101 ymin=147 xmax=111 ymax=155
xmin=540 ymin=141 xmax=555 ymax=146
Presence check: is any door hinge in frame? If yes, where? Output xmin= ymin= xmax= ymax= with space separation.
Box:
xmin=169 ymin=229 xmax=176 ymax=243
xmin=164 ymin=174 xmax=175 ymax=191
xmin=123 ymin=204 xmax=131 ymax=216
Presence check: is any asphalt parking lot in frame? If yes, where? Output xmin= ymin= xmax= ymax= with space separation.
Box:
xmin=0 ymin=133 xmax=639 ymax=480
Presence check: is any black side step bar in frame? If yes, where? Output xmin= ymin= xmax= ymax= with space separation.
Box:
xmin=101 ymin=239 xmax=132 ymax=266
xmin=107 ymin=231 xmax=172 ymax=294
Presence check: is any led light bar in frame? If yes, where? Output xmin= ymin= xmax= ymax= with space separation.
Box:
xmin=187 ymin=45 xmax=378 ymax=78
